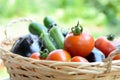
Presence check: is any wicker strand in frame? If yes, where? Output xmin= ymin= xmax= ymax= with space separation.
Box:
xmin=0 ymin=47 xmax=10 ymax=59
xmin=104 ymin=49 xmax=120 ymax=73
xmin=1 ymin=47 xmax=120 ymax=79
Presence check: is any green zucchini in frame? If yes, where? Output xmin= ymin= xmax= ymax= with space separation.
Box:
xmin=29 ymin=22 xmax=56 ymax=52
xmin=44 ymin=16 xmax=64 ymax=49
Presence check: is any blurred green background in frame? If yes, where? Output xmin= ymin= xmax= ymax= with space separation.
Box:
xmin=0 ymin=0 xmax=120 ymax=37
xmin=0 ymin=0 xmax=120 ymax=79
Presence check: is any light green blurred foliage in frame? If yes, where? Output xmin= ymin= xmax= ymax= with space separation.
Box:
xmin=0 ymin=0 xmax=120 ymax=30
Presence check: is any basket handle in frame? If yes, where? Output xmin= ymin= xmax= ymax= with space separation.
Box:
xmin=104 ymin=49 xmax=120 ymax=73
xmin=4 ymin=18 xmax=34 ymax=40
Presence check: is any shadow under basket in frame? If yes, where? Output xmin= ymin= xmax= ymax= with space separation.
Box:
xmin=1 ymin=40 xmax=120 ymax=80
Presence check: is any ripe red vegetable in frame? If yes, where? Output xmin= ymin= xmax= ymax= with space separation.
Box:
xmin=64 ymin=22 xmax=94 ymax=57
xmin=113 ymin=54 xmax=120 ymax=60
xmin=113 ymin=45 xmax=120 ymax=60
xmin=29 ymin=52 xmax=40 ymax=60
xmin=46 ymin=49 xmax=71 ymax=62
xmin=71 ymin=56 xmax=88 ymax=62
xmin=95 ymin=34 xmax=116 ymax=57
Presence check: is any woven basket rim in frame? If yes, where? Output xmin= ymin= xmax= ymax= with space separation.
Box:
xmin=1 ymin=46 xmax=120 ymax=74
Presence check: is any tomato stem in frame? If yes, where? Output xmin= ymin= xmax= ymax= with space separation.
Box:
xmin=71 ymin=21 xmax=83 ymax=35
xmin=40 ymin=49 xmax=49 ymax=59
xmin=107 ymin=34 xmax=115 ymax=41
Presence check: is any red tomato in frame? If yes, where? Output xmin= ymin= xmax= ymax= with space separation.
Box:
xmin=71 ymin=56 xmax=88 ymax=62
xmin=64 ymin=23 xmax=94 ymax=57
xmin=29 ymin=52 xmax=40 ymax=60
xmin=46 ymin=49 xmax=71 ymax=62
xmin=95 ymin=36 xmax=116 ymax=57
xmin=113 ymin=54 xmax=120 ymax=60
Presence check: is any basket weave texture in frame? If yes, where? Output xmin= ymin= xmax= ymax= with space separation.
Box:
xmin=1 ymin=18 xmax=120 ymax=80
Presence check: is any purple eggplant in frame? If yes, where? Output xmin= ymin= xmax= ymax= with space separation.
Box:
xmin=86 ymin=47 xmax=105 ymax=62
xmin=11 ymin=34 xmax=41 ymax=57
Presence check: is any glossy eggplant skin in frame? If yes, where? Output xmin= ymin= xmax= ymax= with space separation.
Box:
xmin=11 ymin=34 xmax=41 ymax=57
xmin=86 ymin=47 xmax=105 ymax=62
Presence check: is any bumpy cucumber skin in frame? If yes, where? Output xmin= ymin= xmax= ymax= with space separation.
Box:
xmin=41 ymin=31 xmax=56 ymax=52
xmin=49 ymin=27 xmax=64 ymax=49
xmin=43 ymin=16 xmax=64 ymax=49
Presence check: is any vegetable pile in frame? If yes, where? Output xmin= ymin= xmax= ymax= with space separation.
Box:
xmin=11 ymin=16 xmax=120 ymax=62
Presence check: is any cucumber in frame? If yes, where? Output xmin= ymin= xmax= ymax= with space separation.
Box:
xmin=41 ymin=31 xmax=56 ymax=52
xmin=29 ymin=22 xmax=56 ymax=52
xmin=43 ymin=16 xmax=64 ymax=49
xmin=29 ymin=22 xmax=48 ymax=35
xmin=49 ymin=27 xmax=64 ymax=49
xmin=43 ymin=16 xmax=56 ymax=28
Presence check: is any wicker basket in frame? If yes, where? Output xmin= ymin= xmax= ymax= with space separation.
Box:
xmin=1 ymin=18 xmax=120 ymax=80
